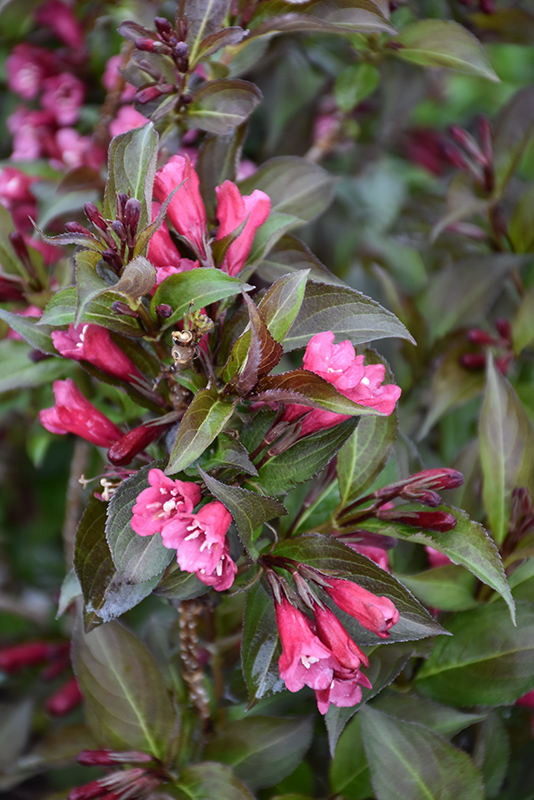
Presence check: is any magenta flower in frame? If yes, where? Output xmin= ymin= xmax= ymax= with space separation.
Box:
xmin=0 ymin=167 xmax=35 ymax=206
xmin=109 ymin=106 xmax=149 ymax=138
xmin=315 ymin=668 xmax=372 ymax=715
xmin=131 ymin=469 xmax=201 ymax=537
xmin=161 ymin=501 xmax=236 ymax=591
xmin=215 ymin=180 xmax=271 ymax=276
xmin=275 ymin=598 xmax=336 ymax=693
xmin=312 ymin=604 xmax=369 ymax=670
xmin=34 ymin=1 xmax=85 ymax=50
xmin=41 ymin=73 xmax=85 ymax=126
xmin=51 ymin=324 xmax=141 ymax=383
xmin=6 ymin=44 xmax=56 ymax=100
xmin=153 ymin=155 xmax=208 ymax=258
xmin=7 ymin=107 xmax=56 ymax=161
xmin=39 ymin=379 xmax=123 ymax=447
xmin=323 ymin=577 xmax=399 ymax=639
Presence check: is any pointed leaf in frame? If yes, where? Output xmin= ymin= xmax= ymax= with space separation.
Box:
xmin=258 ymin=269 xmax=309 ymax=342
xmin=242 ymin=580 xmax=285 ymax=704
xmin=0 ymin=308 xmax=56 ymax=355
xmin=284 ymin=281 xmax=414 ymax=351
xmin=186 ymin=0 xmax=232 ymax=63
xmin=493 ymin=85 xmax=534 ymax=194
xmin=394 ymin=20 xmax=498 ymax=81
xmin=360 ymin=706 xmax=484 ymax=800
xmin=0 ymin=340 xmax=74 ymax=393
xmin=222 ymin=295 xmax=284 ymax=390
xmin=199 ymin=467 xmax=287 ymax=557
xmin=173 ymin=762 xmax=255 ymax=800
xmin=188 ymin=80 xmax=263 ymax=134
xmin=372 ymin=694 xmax=486 ymax=738
xmin=193 ymin=27 xmax=246 ymax=63
xmin=415 ymin=601 xmax=534 ymax=706
xmin=40 ymin=286 xmax=144 ymax=337
xmin=257 ymin=234 xmax=345 ymax=286
xmin=106 ymin=464 xmax=174 ymax=584
xmin=480 ymin=355 xmax=534 ymax=545
xmin=155 ymin=567 xmax=209 ymax=600
xmin=337 ymin=410 xmax=397 ymax=505
xmin=72 ymin=619 xmax=177 ymax=758
xmin=103 ymin=124 xmax=158 ymax=229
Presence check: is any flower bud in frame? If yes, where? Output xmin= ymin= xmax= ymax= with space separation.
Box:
xmin=445 ymin=222 xmax=488 ymax=240
xmin=155 ymin=303 xmax=173 ymax=318
xmin=398 ymin=489 xmax=442 ymax=507
xmin=495 ymin=318 xmax=512 ymax=342
xmin=111 ymin=220 xmax=127 ymax=241
xmin=111 ymin=301 xmax=139 ymax=318
xmin=450 ymin=125 xmax=487 ymax=165
xmin=134 ymin=37 xmax=172 ymax=55
xmin=154 ymin=16 xmax=174 ymax=37
xmin=377 ymin=508 xmax=457 ymax=532
xmin=77 ymin=750 xmax=153 ymax=767
xmin=84 ymin=202 xmax=108 ymax=231
xmin=0 ymin=641 xmax=54 ymax=673
xmin=124 ymin=198 xmax=141 ymax=238
xmin=107 ymin=423 xmax=166 ymax=466
xmin=45 ymin=676 xmax=83 ymax=716
xmin=68 ymin=780 xmax=107 ymax=800
xmin=134 ymin=85 xmax=165 ymax=104
xmin=0 ymin=274 xmax=25 ymax=302
xmin=65 ymin=221 xmax=94 ymax=237
xmin=173 ymin=41 xmax=189 ymax=72
xmin=478 ymin=116 xmax=492 ymax=162
xmin=461 ymin=353 xmax=486 ymax=370
xmin=467 ymin=328 xmax=496 ymax=345
xmin=102 ymin=249 xmax=123 ymax=273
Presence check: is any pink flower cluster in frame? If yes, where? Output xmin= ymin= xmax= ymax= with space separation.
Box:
xmin=148 ymin=155 xmax=270 ymax=278
xmin=131 ymin=469 xmax=237 ymax=591
xmin=275 ymin=577 xmax=399 ymax=713
xmin=283 ymin=331 xmax=401 ymax=438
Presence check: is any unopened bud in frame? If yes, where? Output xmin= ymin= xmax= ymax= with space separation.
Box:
xmin=376 ymin=468 xmax=464 ymax=496
xmin=0 ymin=642 xmax=55 ymax=673
xmin=480 ymin=0 xmax=496 ymax=13
xmin=399 ymin=488 xmax=442 ymax=507
xmin=108 ymin=423 xmax=167 ymax=466
xmin=0 ymin=275 xmax=25 ymax=302
xmin=102 ymin=249 xmax=123 ymax=273
xmin=124 ymin=198 xmax=141 ymax=239
xmin=68 ymin=780 xmax=107 ymax=800
xmin=28 ymin=349 xmax=50 ymax=363
xmin=77 ymin=750 xmax=153 ymax=767
xmin=45 ymin=676 xmax=83 ymax=716
xmin=495 ymin=318 xmax=511 ymax=341
xmin=155 ymin=303 xmax=173 ymax=318
xmin=173 ymin=41 xmax=189 ymax=72
xmin=134 ymin=37 xmax=172 ymax=55
xmin=41 ymin=654 xmax=70 ymax=680
xmin=478 ymin=116 xmax=492 ymax=162
xmin=377 ymin=508 xmax=457 ymax=532
xmin=511 ymin=487 xmax=532 ymax=520
xmin=496 ymin=353 xmax=513 ymax=375
xmin=446 ymin=222 xmax=487 ymax=241
xmin=450 ymin=125 xmax=487 ymax=165
xmin=111 ymin=301 xmax=139 ymax=318
xmin=65 ymin=221 xmax=94 ymax=237
xmin=468 ymin=328 xmax=496 ymax=345
xmin=461 ymin=353 xmax=486 ymax=370
xmin=116 ymin=193 xmax=128 ymax=219
xmin=154 ymin=16 xmax=174 ymax=37
xmin=84 ymin=202 xmax=108 ymax=231
xmin=134 ymin=85 xmax=164 ymax=104
xmin=111 ymin=220 xmax=127 ymax=241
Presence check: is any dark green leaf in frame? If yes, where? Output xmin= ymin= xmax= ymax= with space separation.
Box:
xmin=72 ymin=619 xmax=177 ymax=758
xmin=244 ymin=211 xmax=301 ymax=266
xmin=0 ymin=308 xmax=57 ymax=355
xmin=238 ymin=157 xmax=335 ymax=224
xmin=188 ymin=80 xmax=263 ymax=134
xmin=203 ymin=716 xmax=314 ymax=790
xmin=186 ymin=0 xmax=232 ymax=63
xmin=337 ymin=410 xmax=397 ymax=505
xmin=212 ymin=433 xmax=258 ymax=475
xmin=0 ymin=340 xmax=75 ymax=394
xmin=0 ymin=701 xmax=33 ymax=772
xmin=74 ymin=495 xmax=159 ymax=630
xmin=155 ymin=567 xmax=209 ymax=600
xmin=360 ymin=706 xmax=484 ymax=800
xmin=106 ymin=465 xmax=174 ymax=584
xmin=394 ymin=20 xmax=498 ymax=81
xmin=193 ymin=27 xmax=246 ymax=64
xmin=39 ymin=286 xmax=144 ymax=337
xmin=372 ymin=694 xmax=486 ymax=738
xmin=256 ymin=234 xmax=346 ymax=286
xmin=199 ymin=468 xmax=287 ymax=557
xmin=258 ymin=418 xmax=358 ymax=496
xmin=240 ymin=407 xmax=278 ymax=453
xmin=493 ymin=86 xmax=534 ymax=194
xmin=397 ymin=565 xmax=479 ymax=612
xmin=257 ymin=270 xmax=309 ymax=343
xmin=479 ymin=355 xmax=534 ymax=545
xmin=151 ymin=268 xmax=251 ymax=331
xmin=242 ymin=581 xmax=286 ymax=704
xmin=329 ymin=713 xmax=372 ymax=800
xmin=0 ymin=204 xmax=23 ymax=275
xmin=274 ymin=534 xmax=445 ymax=644
xmin=251 ymin=1 xmax=395 ymax=38
xmin=284 ymin=281 xmax=414 ymax=351
xmin=196 ymin=126 xmax=247 ymax=219
xmin=415 ymin=602 xmax=534 ymax=706
xmin=172 ymin=762 xmax=255 ymax=800
xmin=166 ymin=387 xmax=237 ymax=474
xmin=335 ymin=63 xmax=380 ymax=113
xmin=473 ymin=713 xmax=510 ymax=799
xmin=103 ymin=124 xmax=158 ymax=229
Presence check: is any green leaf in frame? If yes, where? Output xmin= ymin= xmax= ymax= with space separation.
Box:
xmin=39 ymin=286 xmax=144 ymax=337
xmin=103 ymin=123 xmax=158 ymax=229
xmin=196 ymin=125 xmax=247 ymax=219
xmin=203 ymin=716 xmax=314 ymax=790
xmin=329 ymin=712 xmax=373 ymax=800
xmin=166 ymin=387 xmax=237 ymax=474
xmin=274 ymin=534 xmax=445 ymax=645
xmin=512 ymin=284 xmax=534 ymax=354
xmin=284 ymin=281 xmax=414 ymax=351
xmin=360 ymin=706 xmax=484 ymax=800
xmin=76 ymin=255 xmax=156 ymax=324
xmin=172 ymin=762 xmax=255 ymax=800
xmin=0 ymin=308 xmax=57 ymax=355
xmin=106 ymin=465 xmax=174 ymax=584
xmin=416 ymin=601 xmax=534 ymax=707
xmin=0 ymin=204 xmax=23 ymax=275
xmin=242 ymin=581 xmax=285 ymax=704
xmin=337 ymin=410 xmax=397 ymax=505
xmin=479 ymin=355 xmax=534 ymax=545
xmin=74 ymin=495 xmax=159 ymax=630
xmin=256 ymin=234 xmax=346 ymax=286
xmin=186 ymin=0 xmax=232 ymax=64
xmin=199 ymin=468 xmax=287 ymax=557
xmin=257 ymin=418 xmax=358 ymax=496
xmin=335 ymin=63 xmax=380 ymax=113
xmin=397 ymin=565 xmax=479 ymax=612
xmin=193 ymin=27 xmax=246 ymax=63
xmin=72 ymin=618 xmax=177 ymax=759
xmin=372 ymin=694 xmax=486 ymax=738
xmin=251 ymin=0 xmax=395 ymax=38
xmin=0 ymin=701 xmax=33 ymax=772
xmin=473 ymin=712 xmax=510 ymax=799
xmin=150 ymin=268 xmax=252 ymax=332
xmin=0 ymin=340 xmax=75 ymax=394
xmin=394 ymin=20 xmax=498 ymax=81
xmin=188 ymin=80 xmax=263 ymax=134
xmin=244 ymin=211 xmax=301 ymax=266
xmin=257 ymin=270 xmax=309 ymax=343
xmin=493 ymin=85 xmax=534 ymax=195
xmin=238 ymin=157 xmax=336 ymax=224
xmin=362 ymin=505 xmax=515 ymax=621
xmin=154 ymin=567 xmax=209 ymax=601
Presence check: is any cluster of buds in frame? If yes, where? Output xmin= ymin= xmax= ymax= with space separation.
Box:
xmin=0 ymin=640 xmax=82 ymax=716
xmin=66 ymin=195 xmax=142 ymax=274
xmin=462 ymin=318 xmax=514 ymax=375
xmin=69 ymin=751 xmax=162 ymax=800
xmin=135 ymin=17 xmax=189 ymax=74
xmin=338 ymin=468 xmax=463 ymax=533
xmin=444 ymin=118 xmax=493 ymax=193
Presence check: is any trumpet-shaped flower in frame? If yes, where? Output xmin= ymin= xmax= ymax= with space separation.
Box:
xmin=39 ymin=379 xmax=123 ymax=447
xmin=322 ymin=577 xmax=399 ymax=639
xmin=52 ymin=324 xmax=141 ymax=383
xmin=131 ymin=469 xmax=201 ymax=537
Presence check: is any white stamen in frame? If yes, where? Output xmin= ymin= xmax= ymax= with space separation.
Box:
xmin=216 ymin=560 xmax=223 ymax=576
xmin=300 ymin=654 xmax=320 ymax=669
xmin=146 ymin=502 xmax=162 ymax=510
xmin=159 ymin=487 xmax=167 ymax=495
xmin=162 ymin=499 xmax=176 ymax=513
xmin=200 ymin=539 xmax=212 ymax=551
xmin=185 ymin=530 xmax=200 ymax=541
xmin=361 ymin=377 xmax=370 ymax=386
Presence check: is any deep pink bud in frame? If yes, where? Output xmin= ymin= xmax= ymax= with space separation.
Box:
xmin=46 ymin=676 xmax=83 ymax=716
xmin=450 ymin=126 xmax=487 ymax=165
xmin=84 ymin=202 xmax=108 ymax=231
xmin=495 ymin=318 xmax=512 ymax=341
xmin=134 ymin=86 xmax=166 ymax=104
xmin=51 ymin=324 xmax=141 ymax=383
xmin=134 ymin=37 xmax=172 ymax=54
xmin=393 ymin=468 xmax=464 ymax=493
xmin=461 ymin=353 xmax=486 ymax=370
xmin=478 ymin=116 xmax=492 ymax=162
xmin=442 ymin=143 xmax=472 ymax=172
xmin=68 ymin=780 xmax=107 ymax=800
xmin=108 ymin=423 xmax=168 ymax=466
xmin=322 ymin=578 xmax=399 ymax=638
xmin=154 ymin=16 xmax=174 ymax=36
xmin=39 ymin=379 xmax=123 ymax=447
xmin=398 ymin=488 xmax=442 ymax=507
xmin=467 ymin=328 xmax=497 ymax=345
xmin=65 ymin=221 xmax=94 ymax=237
xmin=377 ymin=508 xmax=457 ymax=532
xmin=77 ymin=750 xmax=153 ymax=766
xmin=313 ymin=604 xmax=369 ymax=669
xmin=0 ymin=642 xmax=54 ymax=673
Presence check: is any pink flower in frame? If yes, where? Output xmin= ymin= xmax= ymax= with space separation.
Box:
xmin=131 ymin=468 xmax=201 ymax=537
xmin=34 ymin=1 xmax=85 ymax=50
xmin=109 ymin=106 xmax=149 ymax=138
xmin=426 ymin=546 xmax=452 ymax=569
xmin=51 ymin=324 xmax=141 ymax=382
xmin=8 ymin=107 xmax=56 ymax=161
xmin=315 ymin=668 xmax=372 ymax=715
xmin=161 ymin=501 xmax=236 ymax=591
xmin=102 ymin=55 xmax=136 ymax=100
xmin=153 ymin=155 xmax=207 ymax=258
xmin=39 ymin=379 xmax=123 ymax=447
xmin=215 ymin=181 xmax=270 ymax=276
xmin=275 ymin=598 xmax=336 ymax=693
xmin=0 ymin=167 xmax=35 ymax=207
xmin=154 ymin=262 xmax=198 ymax=287
xmin=52 ymin=128 xmax=105 ymax=171
xmin=6 ymin=44 xmax=56 ymax=100
xmin=323 ymin=577 xmax=399 ymax=639
xmin=41 ymin=73 xmax=85 ymax=125
xmin=313 ymin=604 xmax=369 ymax=670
